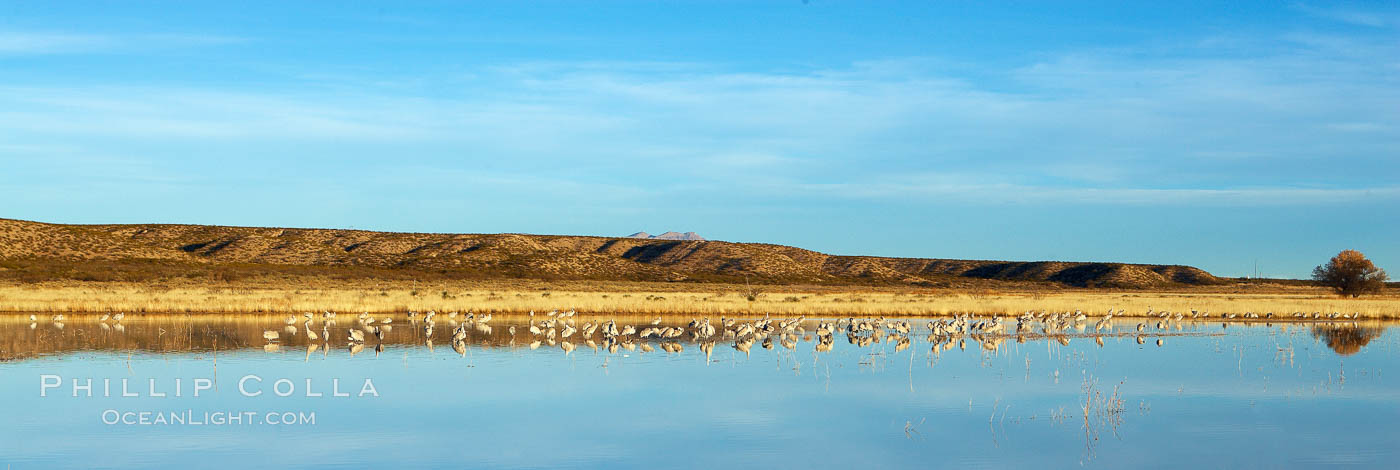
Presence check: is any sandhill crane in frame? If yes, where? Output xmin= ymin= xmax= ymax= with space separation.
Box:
xmin=736 ymin=323 xmax=755 ymax=337
xmin=734 ymin=338 xmax=753 ymax=355
xmin=263 ymin=330 xmax=280 ymax=341
xmin=347 ymin=329 xmax=365 ymax=343
xmin=1094 ymin=317 xmax=1111 ymax=332
xmin=984 ymin=318 xmax=1005 ymax=334
xmin=700 ymin=319 xmax=716 ymax=338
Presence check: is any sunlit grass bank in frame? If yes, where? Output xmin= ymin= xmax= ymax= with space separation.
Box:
xmin=1 ymin=280 xmax=1396 ymax=318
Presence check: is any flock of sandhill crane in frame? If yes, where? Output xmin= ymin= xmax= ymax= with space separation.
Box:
xmin=16 ymin=306 xmax=1364 ymax=357
xmin=246 ymin=305 xmax=1372 ymax=358
xmin=21 ymin=312 xmax=126 ymax=331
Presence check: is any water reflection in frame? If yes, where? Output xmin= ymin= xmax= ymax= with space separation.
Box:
xmin=0 ymin=313 xmax=1389 ymax=360
xmin=1311 ymin=325 xmax=1385 ymax=356
xmin=0 ymin=312 xmax=1396 ymax=469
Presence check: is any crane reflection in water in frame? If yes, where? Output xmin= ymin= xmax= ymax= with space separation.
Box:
xmin=0 ymin=310 xmax=1395 ymax=468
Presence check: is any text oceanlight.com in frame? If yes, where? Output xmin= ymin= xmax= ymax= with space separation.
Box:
xmin=101 ymin=409 xmax=317 ymax=426
xmin=38 ymin=374 xmax=377 ymax=426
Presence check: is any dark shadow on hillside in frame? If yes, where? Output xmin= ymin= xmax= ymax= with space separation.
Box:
xmin=1048 ymin=264 xmax=1119 ymax=287
xmin=621 ymin=242 xmax=684 ymax=264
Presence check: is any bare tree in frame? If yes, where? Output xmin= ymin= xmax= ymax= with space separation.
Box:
xmin=1312 ymin=250 xmax=1388 ymax=297
xmin=743 ymin=275 xmax=763 ymax=302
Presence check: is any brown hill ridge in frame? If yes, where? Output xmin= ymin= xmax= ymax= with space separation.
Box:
xmin=0 ymin=218 xmax=1220 ymax=288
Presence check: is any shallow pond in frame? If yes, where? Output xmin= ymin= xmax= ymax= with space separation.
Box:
xmin=0 ymin=313 xmax=1395 ymax=469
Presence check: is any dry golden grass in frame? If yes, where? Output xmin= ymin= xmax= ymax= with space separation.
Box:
xmin=1 ymin=280 xmax=1397 ymax=318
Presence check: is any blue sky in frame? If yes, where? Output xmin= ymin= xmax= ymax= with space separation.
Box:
xmin=1 ymin=1 xmax=1396 ymax=279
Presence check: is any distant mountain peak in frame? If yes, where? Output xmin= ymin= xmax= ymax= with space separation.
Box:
xmin=627 ymin=231 xmax=705 ymax=241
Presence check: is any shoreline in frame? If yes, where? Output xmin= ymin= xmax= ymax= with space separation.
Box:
xmin=2 ymin=280 xmax=1396 ymax=318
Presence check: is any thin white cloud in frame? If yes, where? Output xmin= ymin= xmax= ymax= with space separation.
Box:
xmin=788 ymin=179 xmax=1400 ymax=206
xmin=702 ymin=152 xmax=801 ymax=169
xmin=2 ymin=30 xmax=1396 ymax=208
xmin=1293 ymin=3 xmax=1395 ymax=28
xmin=0 ymin=31 xmax=246 ymax=55
xmin=0 ymin=87 xmax=439 ymax=139
xmin=0 ymin=32 xmax=114 ymax=54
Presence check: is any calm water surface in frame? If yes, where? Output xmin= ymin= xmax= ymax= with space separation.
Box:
xmin=0 ymin=313 xmax=1396 ymax=469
